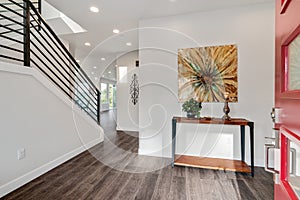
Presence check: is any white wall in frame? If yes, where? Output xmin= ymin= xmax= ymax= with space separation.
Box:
xmin=116 ymin=51 xmax=139 ymax=132
xmin=139 ymin=3 xmax=275 ymax=166
xmin=0 ymin=62 xmax=104 ymax=197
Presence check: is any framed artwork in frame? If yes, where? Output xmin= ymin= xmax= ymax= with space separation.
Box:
xmin=281 ymin=24 xmax=300 ymax=98
xmin=178 ymin=44 xmax=238 ymax=103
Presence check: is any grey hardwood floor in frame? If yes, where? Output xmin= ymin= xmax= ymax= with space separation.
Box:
xmin=2 ymin=110 xmax=274 ymax=200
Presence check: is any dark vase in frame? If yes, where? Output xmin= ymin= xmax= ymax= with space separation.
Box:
xmin=187 ymin=112 xmax=196 ymax=118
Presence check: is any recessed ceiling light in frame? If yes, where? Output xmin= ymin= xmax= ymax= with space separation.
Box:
xmin=108 ymin=71 xmax=111 ymax=74
xmin=85 ymin=42 xmax=91 ymax=46
xmin=102 ymin=75 xmax=105 ymax=77
xmin=91 ymin=72 xmax=95 ymax=75
xmin=93 ymin=66 xmax=97 ymax=69
xmin=76 ymin=59 xmax=80 ymax=63
xmin=101 ymin=57 xmax=106 ymax=61
xmin=90 ymin=6 xmax=99 ymax=13
xmin=115 ymin=64 xmax=118 ymax=67
xmin=113 ymin=29 xmax=120 ymax=34
xmin=94 ymin=77 xmax=98 ymax=80
xmin=126 ymin=42 xmax=132 ymax=46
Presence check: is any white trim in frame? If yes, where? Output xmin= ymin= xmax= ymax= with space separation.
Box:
xmin=0 ymin=138 xmax=101 ymax=198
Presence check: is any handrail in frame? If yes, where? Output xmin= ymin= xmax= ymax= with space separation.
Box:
xmin=29 ymin=4 xmax=99 ymax=93
xmin=0 ymin=0 xmax=101 ymax=124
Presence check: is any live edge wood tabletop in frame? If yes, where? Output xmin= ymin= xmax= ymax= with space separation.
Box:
xmin=171 ymin=116 xmax=255 ymax=177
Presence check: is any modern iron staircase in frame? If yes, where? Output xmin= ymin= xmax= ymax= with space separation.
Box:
xmin=0 ymin=0 xmax=101 ymax=124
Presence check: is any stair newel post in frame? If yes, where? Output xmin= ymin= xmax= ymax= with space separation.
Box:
xmin=23 ymin=0 xmax=30 ymax=67
xmin=97 ymin=90 xmax=101 ymax=125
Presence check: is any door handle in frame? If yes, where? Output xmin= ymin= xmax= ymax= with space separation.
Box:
xmin=264 ymin=143 xmax=279 ymax=174
xmin=270 ymin=107 xmax=281 ymax=123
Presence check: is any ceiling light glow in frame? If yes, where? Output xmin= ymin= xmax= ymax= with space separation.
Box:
xmin=126 ymin=42 xmax=132 ymax=46
xmin=113 ymin=29 xmax=120 ymax=34
xmin=101 ymin=57 xmax=106 ymax=61
xmin=90 ymin=6 xmax=99 ymax=13
xmin=85 ymin=42 xmax=91 ymax=46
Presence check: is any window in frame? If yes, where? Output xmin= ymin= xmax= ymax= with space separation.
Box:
xmin=101 ymin=83 xmax=108 ymax=104
xmin=108 ymin=84 xmax=116 ymax=109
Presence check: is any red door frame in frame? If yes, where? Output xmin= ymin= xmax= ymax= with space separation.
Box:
xmin=280 ymin=127 xmax=300 ymax=200
xmin=275 ymin=0 xmax=300 ymax=199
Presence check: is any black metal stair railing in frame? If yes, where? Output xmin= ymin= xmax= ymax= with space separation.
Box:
xmin=0 ymin=0 xmax=101 ymax=124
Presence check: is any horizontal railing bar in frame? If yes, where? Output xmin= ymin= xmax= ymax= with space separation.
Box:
xmin=30 ymin=40 xmax=78 ymax=95
xmin=30 ymin=53 xmax=98 ymax=119
xmin=0 ymin=44 xmax=23 ymax=53
xmin=29 ymin=16 xmax=98 ymax=102
xmin=30 ymin=28 xmax=97 ymax=107
xmin=0 ymin=34 xmax=24 ymax=44
xmin=30 ymin=39 xmax=98 ymax=109
xmin=0 ymin=23 xmax=17 ymax=27
xmin=74 ymin=99 xmax=96 ymax=115
xmin=29 ymin=4 xmax=100 ymax=94
xmin=0 ymin=4 xmax=25 ymax=18
xmin=0 ymin=23 xmax=38 ymax=37
xmin=0 ymin=30 xmax=23 ymax=35
xmin=28 ymin=31 xmax=99 ymax=102
xmin=29 ymin=55 xmax=76 ymax=103
xmin=0 ymin=0 xmax=99 ymax=123
xmin=0 ymin=24 xmax=24 ymax=35
xmin=30 ymin=13 xmax=99 ymax=100
xmin=30 ymin=49 xmax=88 ymax=107
xmin=0 ymin=13 xmax=24 ymax=26
xmin=86 ymin=105 xmax=97 ymax=114
xmin=78 ymin=103 xmax=97 ymax=121
xmin=1 ymin=2 xmax=22 ymax=6
xmin=7 ymin=0 xmax=25 ymax=9
xmin=29 ymin=36 xmax=97 ymax=105
xmin=0 ymin=54 xmax=23 ymax=62
xmin=0 ymin=8 xmax=23 ymax=14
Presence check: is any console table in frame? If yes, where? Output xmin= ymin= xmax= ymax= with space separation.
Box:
xmin=172 ymin=117 xmax=254 ymax=177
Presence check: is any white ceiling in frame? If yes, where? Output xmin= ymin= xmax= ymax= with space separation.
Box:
xmin=45 ymin=0 xmax=273 ymax=62
xmin=44 ymin=0 xmax=274 ymax=84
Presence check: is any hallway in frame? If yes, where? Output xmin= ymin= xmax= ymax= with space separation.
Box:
xmin=3 ymin=110 xmax=274 ymax=200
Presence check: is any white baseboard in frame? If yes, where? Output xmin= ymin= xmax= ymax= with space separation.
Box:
xmin=0 ymin=138 xmax=102 ymax=198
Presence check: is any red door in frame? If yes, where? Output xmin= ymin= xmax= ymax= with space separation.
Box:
xmin=275 ymin=0 xmax=300 ymax=199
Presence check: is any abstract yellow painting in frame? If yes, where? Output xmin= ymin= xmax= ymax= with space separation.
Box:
xmin=178 ymin=44 xmax=238 ymax=102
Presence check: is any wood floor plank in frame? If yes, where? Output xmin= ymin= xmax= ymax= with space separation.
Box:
xmin=151 ymin=166 xmax=173 ymax=200
xmin=169 ymin=176 xmax=186 ymax=200
xmin=215 ymin=180 xmax=239 ymax=200
xmin=135 ymin=173 xmax=159 ymax=200
xmin=115 ymin=173 xmax=146 ymax=200
xmin=2 ymin=110 xmax=274 ymax=200
xmin=185 ymin=167 xmax=203 ymax=200
xmin=232 ymin=179 xmax=257 ymax=200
